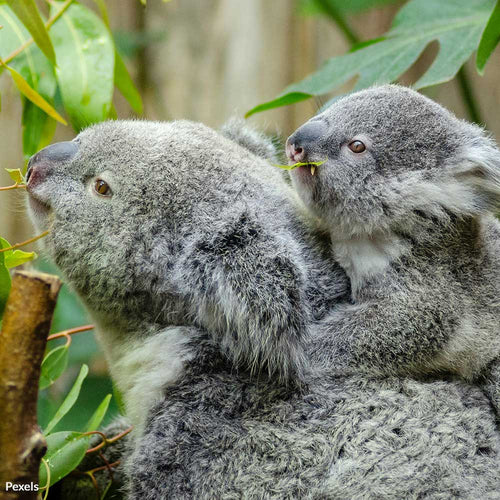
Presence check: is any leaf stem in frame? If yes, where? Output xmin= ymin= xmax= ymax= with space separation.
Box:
xmin=456 ymin=66 xmax=483 ymax=125
xmin=0 ymin=183 xmax=26 ymax=191
xmin=47 ymin=324 xmax=94 ymax=341
xmin=3 ymin=0 xmax=75 ymax=65
xmin=0 ymin=230 xmax=50 ymax=253
xmin=313 ymin=0 xmax=360 ymax=46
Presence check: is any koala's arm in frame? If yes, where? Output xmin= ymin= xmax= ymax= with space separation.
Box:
xmin=173 ymin=210 xmax=309 ymax=382
xmin=309 ymin=285 xmax=457 ymax=377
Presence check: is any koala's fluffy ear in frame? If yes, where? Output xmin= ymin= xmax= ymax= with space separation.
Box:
xmin=221 ymin=118 xmax=279 ymax=162
xmin=449 ymin=129 xmax=500 ymax=214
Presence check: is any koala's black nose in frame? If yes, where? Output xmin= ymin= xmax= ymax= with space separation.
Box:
xmin=286 ymin=120 xmax=327 ymax=163
xmin=26 ymin=141 xmax=78 ymax=184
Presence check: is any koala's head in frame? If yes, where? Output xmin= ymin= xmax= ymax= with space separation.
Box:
xmin=286 ymin=85 xmax=500 ymax=238
xmin=26 ymin=120 xmax=281 ymax=330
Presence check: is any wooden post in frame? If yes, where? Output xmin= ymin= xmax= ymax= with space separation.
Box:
xmin=0 ymin=271 xmax=62 ymax=499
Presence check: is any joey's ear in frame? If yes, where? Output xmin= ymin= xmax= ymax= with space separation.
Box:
xmin=450 ymin=134 xmax=500 ymax=213
xmin=220 ymin=117 xmax=279 ymax=163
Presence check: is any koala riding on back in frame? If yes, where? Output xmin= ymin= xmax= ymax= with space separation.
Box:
xmin=287 ymin=85 xmax=500 ymax=384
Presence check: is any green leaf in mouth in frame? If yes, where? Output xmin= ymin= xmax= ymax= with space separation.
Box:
xmin=271 ymin=159 xmax=326 ymax=171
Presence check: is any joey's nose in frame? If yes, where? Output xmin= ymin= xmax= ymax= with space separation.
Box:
xmin=286 ymin=120 xmax=327 ymax=163
xmin=26 ymin=141 xmax=78 ymax=185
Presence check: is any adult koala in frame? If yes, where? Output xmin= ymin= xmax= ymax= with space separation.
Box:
xmin=26 ymin=119 xmax=500 ymax=499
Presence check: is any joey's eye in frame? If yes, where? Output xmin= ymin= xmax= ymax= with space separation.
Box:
xmin=348 ymin=140 xmax=366 ymax=153
xmin=94 ymin=179 xmax=112 ymax=197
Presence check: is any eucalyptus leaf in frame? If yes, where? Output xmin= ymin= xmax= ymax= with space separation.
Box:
xmin=39 ymin=345 xmax=69 ymax=390
xmin=114 ymin=50 xmax=143 ymax=114
xmin=49 ymin=2 xmax=115 ymax=131
xmin=272 ymin=160 xmax=326 ymax=171
xmin=6 ymin=0 xmax=56 ymax=64
xmin=22 ymin=101 xmax=57 ymax=162
xmin=0 ymin=5 xmax=57 ymax=98
xmin=476 ymin=0 xmax=500 ymax=73
xmin=85 ymin=394 xmax=112 ymax=432
xmin=44 ymin=364 xmax=89 ymax=434
xmin=247 ymin=0 xmax=494 ymax=116
xmin=39 ymin=431 xmax=90 ymax=488
xmin=5 ymin=249 xmax=37 ymax=268
xmin=2 ymin=63 xmax=66 ymax=124
xmin=5 ymin=168 xmax=24 ymax=184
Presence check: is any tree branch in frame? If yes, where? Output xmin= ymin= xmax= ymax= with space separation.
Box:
xmin=0 ymin=271 xmax=62 ymax=499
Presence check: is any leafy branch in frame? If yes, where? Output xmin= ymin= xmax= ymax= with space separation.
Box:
xmin=247 ymin=0 xmax=500 ymax=123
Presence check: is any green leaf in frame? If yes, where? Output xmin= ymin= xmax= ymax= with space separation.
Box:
xmin=5 ymin=249 xmax=37 ymax=268
xmin=114 ymin=50 xmax=143 ymax=114
xmin=2 ymin=62 xmax=67 ymax=124
xmin=85 ymin=394 xmax=112 ymax=432
xmin=0 ymin=3 xmax=60 ymax=159
xmin=245 ymin=92 xmax=312 ymax=118
xmin=39 ymin=431 xmax=89 ymax=488
xmin=6 ymin=0 xmax=56 ymax=64
xmin=477 ymin=0 xmax=500 ymax=73
xmin=0 ymin=5 xmax=57 ymax=98
xmin=0 ymin=238 xmax=11 ymax=318
xmin=44 ymin=364 xmax=89 ymax=434
xmin=248 ymin=0 xmax=494 ymax=115
xmin=272 ymin=159 xmax=326 ymax=171
xmin=49 ymin=2 xmax=115 ymax=131
xmin=5 ymin=168 xmax=24 ymax=184
xmin=0 ymin=235 xmax=37 ymax=269
xmin=299 ymin=0 xmax=400 ymax=15
xmin=39 ymin=345 xmax=69 ymax=390
xmin=22 ymin=101 xmax=57 ymax=162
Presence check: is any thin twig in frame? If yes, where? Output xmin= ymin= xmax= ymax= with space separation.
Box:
xmin=3 ymin=0 xmax=75 ymax=65
xmin=456 ymin=66 xmax=483 ymax=125
xmin=86 ymin=460 xmax=121 ymax=475
xmin=0 ymin=183 xmax=26 ymax=191
xmin=85 ymin=426 xmax=134 ymax=454
xmin=0 ymin=230 xmax=50 ymax=253
xmin=47 ymin=324 xmax=94 ymax=341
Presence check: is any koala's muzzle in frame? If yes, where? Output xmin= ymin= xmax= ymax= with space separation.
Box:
xmin=286 ymin=120 xmax=327 ymax=163
xmin=26 ymin=141 xmax=78 ymax=186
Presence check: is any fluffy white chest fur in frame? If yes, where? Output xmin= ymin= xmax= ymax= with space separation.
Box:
xmin=94 ymin=324 xmax=194 ymax=437
xmin=332 ymin=234 xmax=406 ymax=297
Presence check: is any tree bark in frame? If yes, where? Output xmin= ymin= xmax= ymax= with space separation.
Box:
xmin=0 ymin=271 xmax=62 ymax=500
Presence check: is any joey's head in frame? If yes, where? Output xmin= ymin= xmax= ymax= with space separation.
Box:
xmin=26 ymin=120 xmax=256 ymax=329
xmin=286 ymin=85 xmax=500 ymax=238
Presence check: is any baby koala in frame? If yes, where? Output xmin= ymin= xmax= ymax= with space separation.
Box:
xmin=287 ymin=85 xmax=500 ymax=382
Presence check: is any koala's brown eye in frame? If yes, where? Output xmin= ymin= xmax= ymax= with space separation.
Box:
xmin=348 ymin=140 xmax=366 ymax=153
xmin=94 ymin=179 xmax=112 ymax=196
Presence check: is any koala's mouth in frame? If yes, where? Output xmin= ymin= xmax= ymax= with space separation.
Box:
xmin=27 ymin=191 xmax=52 ymax=230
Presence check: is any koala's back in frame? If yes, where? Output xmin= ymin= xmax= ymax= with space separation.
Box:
xmin=125 ymin=336 xmax=500 ymax=500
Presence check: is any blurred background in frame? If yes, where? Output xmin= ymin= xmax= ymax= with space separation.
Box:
xmin=1 ymin=0 xmax=499 ymax=431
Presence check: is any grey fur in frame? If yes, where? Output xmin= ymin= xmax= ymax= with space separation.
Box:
xmin=26 ymin=118 xmax=500 ymax=498
xmin=28 ymin=119 xmax=346 ymax=385
xmin=287 ymin=85 xmax=500 ymax=387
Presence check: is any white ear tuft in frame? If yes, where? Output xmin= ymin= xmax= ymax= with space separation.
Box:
xmin=451 ymin=134 xmax=500 ymax=213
